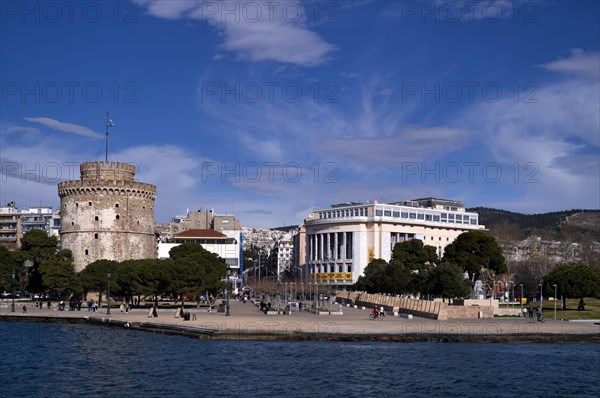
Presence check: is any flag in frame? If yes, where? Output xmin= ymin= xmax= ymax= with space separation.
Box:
xmin=107 ymin=119 xmax=114 ymax=127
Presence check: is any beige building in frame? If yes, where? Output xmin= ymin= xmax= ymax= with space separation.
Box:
xmin=0 ymin=202 xmax=22 ymax=251
xmin=169 ymin=209 xmax=241 ymax=239
xmin=58 ymin=161 xmax=156 ymax=272
xmin=303 ymin=198 xmax=485 ymax=288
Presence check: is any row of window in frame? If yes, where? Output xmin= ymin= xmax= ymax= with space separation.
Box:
xmin=70 ymin=202 xmax=149 ymax=211
xmin=317 ymin=207 xmax=478 ymax=225
xmin=319 ymin=207 xmax=368 ymax=219
xmin=374 ymin=209 xmax=477 ymax=225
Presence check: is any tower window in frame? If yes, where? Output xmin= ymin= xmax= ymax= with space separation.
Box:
xmin=88 ymin=202 xmax=92 ymax=206
xmin=116 ymin=215 xmax=120 ymax=220
xmin=84 ymin=249 xmax=88 ymax=255
xmin=76 ymin=203 xmax=78 ymax=207
xmin=94 ymin=233 xmax=98 ymax=239
xmin=115 ymin=203 xmax=119 ymax=208
xmin=71 ymin=222 xmax=74 ymax=226
xmin=143 ymin=206 xmax=146 ymax=210
xmin=95 ymin=216 xmax=99 ymax=221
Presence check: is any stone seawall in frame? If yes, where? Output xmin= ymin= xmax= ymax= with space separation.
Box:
xmin=335 ymin=291 xmax=496 ymax=320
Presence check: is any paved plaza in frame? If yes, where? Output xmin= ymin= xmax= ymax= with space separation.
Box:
xmin=1 ymin=299 xmax=599 ymax=341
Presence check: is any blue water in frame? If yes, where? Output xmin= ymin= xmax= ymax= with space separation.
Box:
xmin=1 ymin=322 xmax=599 ymax=397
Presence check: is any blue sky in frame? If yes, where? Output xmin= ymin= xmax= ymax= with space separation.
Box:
xmin=1 ymin=0 xmax=599 ymax=227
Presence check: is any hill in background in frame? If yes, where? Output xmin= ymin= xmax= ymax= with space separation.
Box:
xmin=468 ymin=207 xmax=600 ymax=243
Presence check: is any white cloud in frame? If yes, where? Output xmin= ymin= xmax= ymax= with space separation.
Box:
xmin=23 ymin=117 xmax=103 ymax=139
xmin=137 ymin=0 xmax=335 ymax=66
xmin=314 ymin=127 xmax=473 ymax=165
xmin=459 ymin=55 xmax=600 ymax=211
xmin=538 ymin=49 xmax=600 ymax=81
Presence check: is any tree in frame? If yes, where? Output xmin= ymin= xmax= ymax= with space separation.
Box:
xmin=354 ymin=259 xmax=388 ymax=293
xmin=427 ymin=262 xmax=471 ymax=300
xmin=0 ymin=246 xmax=25 ymax=293
xmin=543 ymin=263 xmax=600 ymax=310
xmin=443 ymin=231 xmax=507 ymax=281
xmin=391 ymin=239 xmax=437 ymax=271
xmin=20 ymin=229 xmax=59 ymax=292
xmin=169 ymin=243 xmax=227 ymax=301
xmin=78 ymin=259 xmax=119 ymax=305
xmin=39 ymin=249 xmax=78 ymax=299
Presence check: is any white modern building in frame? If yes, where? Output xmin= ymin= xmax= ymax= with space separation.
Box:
xmin=157 ymin=228 xmax=243 ymax=288
xmin=21 ymin=207 xmax=61 ymax=238
xmin=303 ymin=198 xmax=486 ymax=288
xmin=271 ymin=239 xmax=293 ymax=280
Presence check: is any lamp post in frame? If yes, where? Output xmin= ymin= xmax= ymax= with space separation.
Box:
xmin=11 ymin=270 xmax=16 ymax=313
xmin=226 ymin=267 xmax=231 ymax=316
xmin=106 ymin=270 xmax=112 ymax=315
xmin=538 ymin=283 xmax=543 ymax=311
xmin=553 ymin=284 xmax=557 ymax=320
xmin=519 ymin=284 xmax=523 ymax=313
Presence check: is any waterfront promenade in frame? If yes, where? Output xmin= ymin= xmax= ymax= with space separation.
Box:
xmin=1 ymin=300 xmax=599 ymax=342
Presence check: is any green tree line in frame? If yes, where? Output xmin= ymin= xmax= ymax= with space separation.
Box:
xmin=0 ymin=230 xmax=227 ymax=303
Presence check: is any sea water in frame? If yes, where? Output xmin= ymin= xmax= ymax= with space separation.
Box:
xmin=1 ymin=322 xmax=599 ymax=397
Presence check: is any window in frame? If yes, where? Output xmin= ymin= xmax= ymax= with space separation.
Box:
xmin=433 ymin=215 xmax=440 ymax=222
xmin=116 ymin=215 xmax=120 ymax=220
xmin=76 ymin=203 xmax=78 ymax=207
xmin=88 ymin=201 xmax=92 ymax=206
xmin=94 ymin=233 xmax=98 ymax=239
xmin=417 ymin=213 xmax=424 ymax=220
xmin=95 ymin=216 xmax=98 ymax=221
xmin=409 ymin=213 xmax=416 ymax=219
xmin=401 ymin=212 xmax=408 ymax=219
xmin=425 ymin=214 xmax=432 ymax=221
xmin=456 ymin=214 xmax=462 ymax=221
xmin=448 ymin=213 xmax=455 ymax=221
xmin=71 ymin=222 xmax=74 ymax=226
xmin=84 ymin=249 xmax=88 ymax=255
xmin=384 ymin=210 xmax=391 ymax=217
xmin=375 ymin=209 xmax=383 ymax=216
xmin=115 ymin=203 xmax=119 ymax=208
xmin=393 ymin=211 xmax=400 ymax=217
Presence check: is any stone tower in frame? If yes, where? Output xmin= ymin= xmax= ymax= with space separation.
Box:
xmin=58 ymin=161 xmax=156 ymax=272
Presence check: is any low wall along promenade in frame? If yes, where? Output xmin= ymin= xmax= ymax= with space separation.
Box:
xmin=335 ymin=292 xmax=496 ymax=320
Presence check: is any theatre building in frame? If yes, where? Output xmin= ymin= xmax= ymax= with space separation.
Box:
xmin=303 ymin=198 xmax=485 ymax=289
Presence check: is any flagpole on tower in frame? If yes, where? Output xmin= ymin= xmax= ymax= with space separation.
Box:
xmin=105 ymin=112 xmax=114 ymax=162
xmin=105 ymin=112 xmax=109 ymax=162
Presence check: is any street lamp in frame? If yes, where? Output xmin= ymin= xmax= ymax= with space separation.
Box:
xmin=553 ymin=284 xmax=557 ymax=320
xmin=11 ymin=270 xmax=16 ymax=313
xmin=106 ymin=270 xmax=112 ymax=315
xmin=226 ymin=267 xmax=231 ymax=316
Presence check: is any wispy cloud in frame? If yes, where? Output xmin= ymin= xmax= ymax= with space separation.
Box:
xmin=537 ymin=48 xmax=600 ymax=81
xmin=137 ymin=0 xmax=335 ymax=66
xmin=315 ymin=127 xmax=472 ymax=165
xmin=23 ymin=117 xmax=103 ymax=139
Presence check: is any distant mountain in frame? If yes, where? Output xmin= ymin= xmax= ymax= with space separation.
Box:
xmin=469 ymin=207 xmax=600 ymax=242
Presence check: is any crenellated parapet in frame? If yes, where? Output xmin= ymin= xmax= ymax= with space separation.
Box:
xmin=80 ymin=161 xmax=136 ymax=182
xmin=58 ymin=180 xmax=157 ymax=200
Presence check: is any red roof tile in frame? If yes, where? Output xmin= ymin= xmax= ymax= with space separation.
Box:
xmin=174 ymin=229 xmax=227 ymax=238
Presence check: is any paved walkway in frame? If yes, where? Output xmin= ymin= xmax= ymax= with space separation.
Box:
xmin=2 ymin=300 xmax=599 ymax=341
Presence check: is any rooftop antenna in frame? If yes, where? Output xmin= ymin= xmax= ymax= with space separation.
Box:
xmin=105 ymin=112 xmax=114 ymax=162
